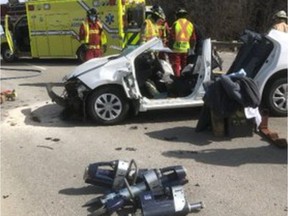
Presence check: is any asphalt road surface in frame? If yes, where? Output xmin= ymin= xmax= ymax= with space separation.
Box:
xmin=1 ymin=53 xmax=287 ymax=216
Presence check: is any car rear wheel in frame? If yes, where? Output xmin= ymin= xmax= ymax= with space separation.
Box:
xmin=1 ymin=43 xmax=16 ymax=62
xmin=87 ymin=86 xmax=129 ymax=125
xmin=265 ymin=77 xmax=287 ymax=116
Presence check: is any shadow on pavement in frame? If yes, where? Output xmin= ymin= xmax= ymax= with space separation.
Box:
xmin=146 ymin=125 xmax=287 ymax=166
xmin=145 ymin=126 xmax=232 ymax=146
xmin=59 ymin=185 xmax=106 ymax=196
xmin=1 ymin=58 xmax=79 ymax=67
xmin=162 ymin=145 xmax=287 ymax=166
xmin=20 ymin=82 xmax=64 ymax=87
xmin=21 ymin=105 xmax=89 ymax=127
xmin=20 ymin=102 xmax=203 ymax=127
xmin=131 ymin=107 xmax=202 ymax=124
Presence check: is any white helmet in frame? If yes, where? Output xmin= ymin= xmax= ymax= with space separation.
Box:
xmin=273 ymin=10 xmax=288 ymax=19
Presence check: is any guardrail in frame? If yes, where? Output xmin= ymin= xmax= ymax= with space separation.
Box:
xmin=211 ymin=40 xmax=243 ymax=52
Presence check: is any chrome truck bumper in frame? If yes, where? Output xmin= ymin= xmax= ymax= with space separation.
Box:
xmin=46 ymin=83 xmax=68 ymax=107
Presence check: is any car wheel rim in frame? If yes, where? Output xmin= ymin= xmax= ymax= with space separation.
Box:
xmin=272 ymin=83 xmax=288 ymax=112
xmin=95 ymin=93 xmax=122 ymax=121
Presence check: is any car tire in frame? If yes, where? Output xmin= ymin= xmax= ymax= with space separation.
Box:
xmin=87 ymin=86 xmax=129 ymax=125
xmin=1 ymin=43 xmax=16 ymax=62
xmin=265 ymin=77 xmax=287 ymax=116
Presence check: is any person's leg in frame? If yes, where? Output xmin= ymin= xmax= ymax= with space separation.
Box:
xmin=180 ymin=53 xmax=188 ymax=73
xmin=93 ymin=49 xmax=103 ymax=58
xmin=85 ymin=49 xmax=94 ymax=61
xmin=169 ymin=53 xmax=181 ymax=77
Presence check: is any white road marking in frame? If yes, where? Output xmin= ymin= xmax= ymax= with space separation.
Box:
xmin=25 ymin=63 xmax=47 ymax=71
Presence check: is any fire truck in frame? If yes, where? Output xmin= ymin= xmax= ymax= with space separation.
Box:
xmin=1 ymin=0 xmax=145 ymax=62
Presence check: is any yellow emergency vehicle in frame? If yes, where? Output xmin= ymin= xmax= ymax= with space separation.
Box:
xmin=1 ymin=0 xmax=145 ymax=62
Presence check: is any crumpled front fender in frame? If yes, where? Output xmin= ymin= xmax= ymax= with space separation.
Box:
xmin=46 ymin=83 xmax=68 ymax=107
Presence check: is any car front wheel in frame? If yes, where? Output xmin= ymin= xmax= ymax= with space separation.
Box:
xmin=87 ymin=86 xmax=129 ymax=125
xmin=265 ymin=77 xmax=287 ymax=116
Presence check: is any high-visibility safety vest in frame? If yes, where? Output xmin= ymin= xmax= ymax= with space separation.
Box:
xmin=124 ymin=31 xmax=141 ymax=47
xmin=143 ymin=19 xmax=159 ymax=42
xmin=157 ymin=21 xmax=169 ymax=45
xmin=172 ymin=18 xmax=194 ymax=52
xmin=82 ymin=20 xmax=107 ymax=49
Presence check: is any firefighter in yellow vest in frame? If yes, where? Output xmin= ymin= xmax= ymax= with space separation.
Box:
xmin=153 ymin=5 xmax=170 ymax=60
xmin=169 ymin=8 xmax=196 ymax=77
xmin=154 ymin=5 xmax=169 ymax=46
xmin=272 ymin=10 xmax=288 ymax=33
xmin=140 ymin=5 xmax=163 ymax=43
xmin=79 ymin=8 xmax=107 ymax=62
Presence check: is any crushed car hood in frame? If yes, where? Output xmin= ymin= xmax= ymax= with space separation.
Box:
xmin=66 ymin=54 xmax=130 ymax=89
xmin=66 ymin=56 xmax=111 ymax=80
xmin=64 ymin=38 xmax=173 ymax=90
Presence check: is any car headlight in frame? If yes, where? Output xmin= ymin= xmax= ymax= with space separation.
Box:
xmin=77 ymin=84 xmax=88 ymax=99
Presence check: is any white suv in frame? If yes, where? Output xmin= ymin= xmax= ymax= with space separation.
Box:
xmin=47 ymin=29 xmax=287 ymax=125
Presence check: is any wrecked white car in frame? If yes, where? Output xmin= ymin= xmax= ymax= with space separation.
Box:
xmin=47 ymin=29 xmax=287 ymax=125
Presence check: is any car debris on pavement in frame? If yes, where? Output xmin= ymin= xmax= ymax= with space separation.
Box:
xmin=0 ymin=89 xmax=17 ymax=104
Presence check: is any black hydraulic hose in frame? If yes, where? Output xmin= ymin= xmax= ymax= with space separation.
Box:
xmin=0 ymin=67 xmax=42 ymax=80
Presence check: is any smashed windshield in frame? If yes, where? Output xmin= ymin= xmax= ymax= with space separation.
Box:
xmin=120 ymin=45 xmax=139 ymax=56
xmin=116 ymin=38 xmax=172 ymax=59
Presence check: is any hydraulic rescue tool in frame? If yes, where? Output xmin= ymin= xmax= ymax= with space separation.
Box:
xmin=138 ymin=186 xmax=204 ymax=216
xmin=82 ymin=160 xmax=204 ymax=216
xmin=83 ymin=159 xmax=143 ymax=190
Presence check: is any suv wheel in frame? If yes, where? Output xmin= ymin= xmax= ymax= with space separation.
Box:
xmin=265 ymin=77 xmax=287 ymax=116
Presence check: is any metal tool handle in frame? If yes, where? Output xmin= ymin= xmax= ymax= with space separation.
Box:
xmin=188 ymin=201 xmax=205 ymax=212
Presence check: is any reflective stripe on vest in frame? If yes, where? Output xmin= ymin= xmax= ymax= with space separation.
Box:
xmin=145 ymin=19 xmax=159 ymax=41
xmin=83 ymin=21 xmax=89 ymax=43
xmin=125 ymin=32 xmax=141 ymax=46
xmin=173 ymin=18 xmax=193 ymax=52
xmin=88 ymin=45 xmax=101 ymax=49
